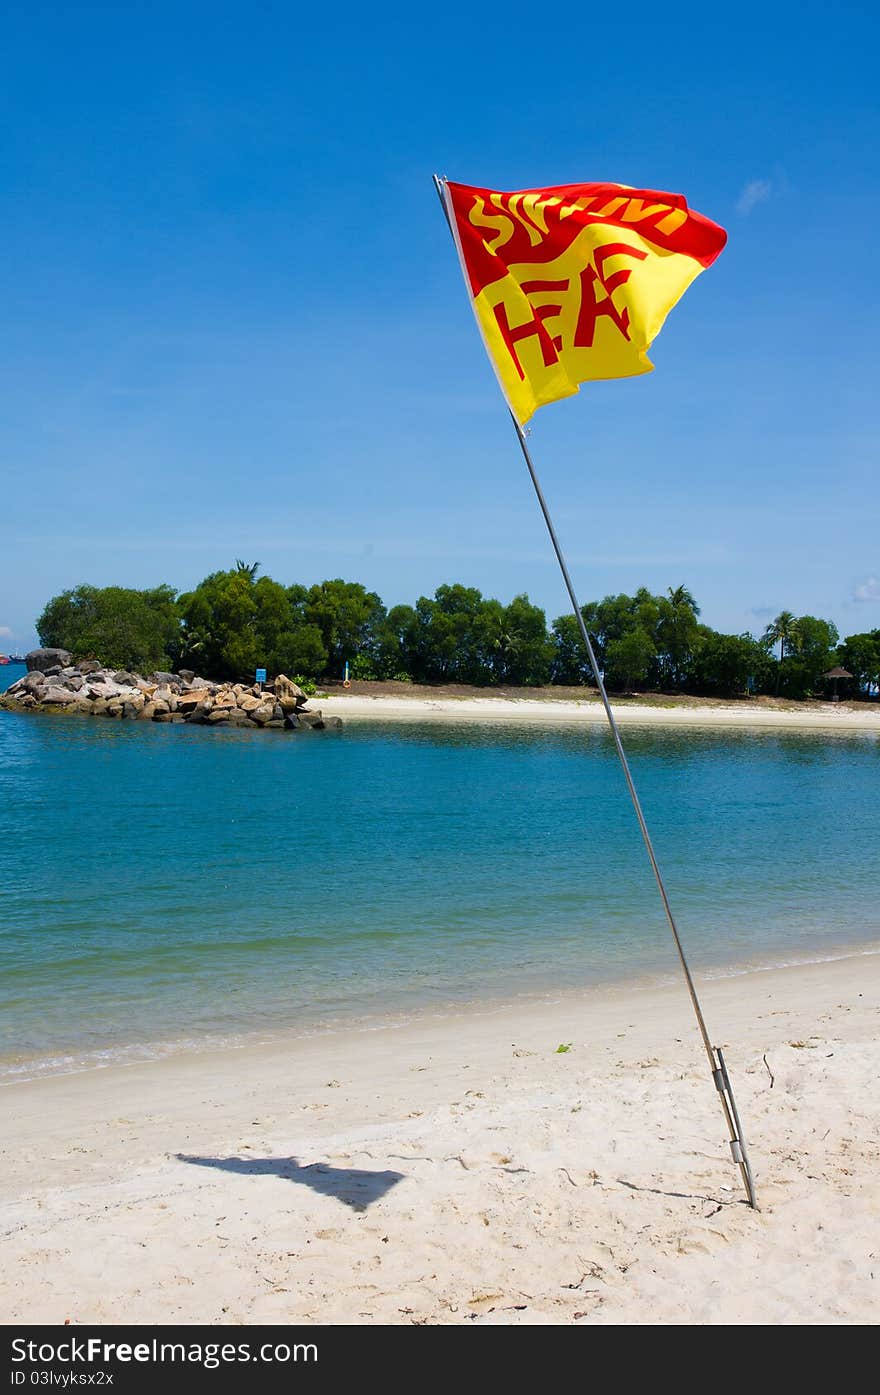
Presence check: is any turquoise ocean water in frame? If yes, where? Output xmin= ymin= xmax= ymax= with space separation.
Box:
xmin=1 ymin=661 xmax=878 ymax=1077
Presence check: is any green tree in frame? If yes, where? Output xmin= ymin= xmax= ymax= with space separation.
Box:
xmin=558 ymin=588 xmax=692 ymax=688
xmin=657 ymin=585 xmax=701 ymax=688
xmin=776 ymin=615 xmax=839 ymax=699
xmin=178 ymin=569 xmax=259 ymax=676
xmin=582 ymin=589 xmax=663 ymax=678
xmin=234 ymin=559 xmax=260 ymax=580
xmin=667 ymin=584 xmax=699 ymax=612
xmin=402 ymin=585 xmax=494 ymax=684
xmin=763 ymin=610 xmax=802 ymax=662
xmin=373 ymin=604 xmax=419 ymax=679
xmin=552 ymin=587 xmax=700 ymax=689
xmin=305 ymin=579 xmax=386 ymax=677
xmin=837 ymin=631 xmax=880 ymax=699
xmin=604 ymin=627 xmax=655 ymax=691
xmin=487 ymin=594 xmax=552 ymax=685
xmin=37 ymin=584 xmax=180 ymax=671
xmin=550 ymin=612 xmax=594 ymax=686
xmin=177 ymin=566 xmax=329 ymax=680
xmin=762 ymin=611 xmax=803 ymax=695
xmin=252 ymin=576 xmax=327 ymax=677
xmin=687 ymin=628 xmax=772 ymax=697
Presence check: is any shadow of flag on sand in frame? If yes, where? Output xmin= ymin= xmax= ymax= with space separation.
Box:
xmin=175 ymin=1153 xmax=404 ymax=1212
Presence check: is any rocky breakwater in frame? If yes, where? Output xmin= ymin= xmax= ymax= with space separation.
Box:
xmin=0 ymin=651 xmax=342 ymax=733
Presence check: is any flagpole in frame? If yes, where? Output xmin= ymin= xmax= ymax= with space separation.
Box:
xmin=433 ymin=174 xmax=757 ymax=1209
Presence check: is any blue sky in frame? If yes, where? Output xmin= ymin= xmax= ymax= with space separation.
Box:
xmin=2 ymin=2 xmax=879 ymax=652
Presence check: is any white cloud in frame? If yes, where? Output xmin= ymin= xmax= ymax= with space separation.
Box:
xmin=0 ymin=626 xmax=12 ymax=639
xmin=737 ymin=179 xmax=772 ymax=216
xmin=853 ymin=577 xmax=880 ymax=603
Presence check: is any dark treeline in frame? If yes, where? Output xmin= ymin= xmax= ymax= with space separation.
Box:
xmin=35 ymin=563 xmax=880 ymax=700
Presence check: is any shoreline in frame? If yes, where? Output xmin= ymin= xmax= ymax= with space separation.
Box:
xmin=2 ymin=950 xmax=878 ymax=1323
xmin=318 ymin=692 xmax=880 ymax=732
xmin=4 ymin=935 xmax=879 ymax=1087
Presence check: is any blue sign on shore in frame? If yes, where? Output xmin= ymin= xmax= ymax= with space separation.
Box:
xmin=255 ymin=668 xmax=267 ymax=684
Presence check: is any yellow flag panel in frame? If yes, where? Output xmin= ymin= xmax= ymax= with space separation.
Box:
xmin=442 ymin=180 xmax=727 ymax=423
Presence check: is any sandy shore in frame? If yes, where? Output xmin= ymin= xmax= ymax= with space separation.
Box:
xmin=319 ymin=693 xmax=880 ymax=733
xmin=2 ymin=951 xmax=878 ymax=1325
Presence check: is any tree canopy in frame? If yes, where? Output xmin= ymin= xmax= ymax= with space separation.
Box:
xmin=37 ymin=584 xmax=179 ymax=672
xmin=34 ymin=568 xmax=874 ymax=702
xmin=176 ymin=568 xmax=328 ymax=680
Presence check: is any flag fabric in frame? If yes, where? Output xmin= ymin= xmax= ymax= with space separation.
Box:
xmin=441 ymin=179 xmax=727 ymax=424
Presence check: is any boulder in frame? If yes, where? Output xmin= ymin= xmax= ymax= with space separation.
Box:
xmin=176 ymin=692 xmax=203 ymax=711
xmin=249 ymin=701 xmax=276 ymax=725
xmin=44 ymin=666 xmax=63 ymax=677
xmin=89 ymin=697 xmax=109 ymax=716
xmin=296 ymin=709 xmax=325 ymax=727
xmin=42 ymin=685 xmax=76 ymax=704
xmin=76 ymin=660 xmax=102 ymax=675
xmin=21 ymin=672 xmax=48 ymax=695
xmin=63 ymin=674 xmax=85 ymax=692
xmin=263 ymin=718 xmax=285 ymax=728
xmin=178 ymin=669 xmax=195 ymax=683
xmin=153 ymin=712 xmax=183 ymax=723
xmin=122 ymin=695 xmax=145 ymax=719
xmin=88 ymin=681 xmax=118 ymax=699
xmin=113 ymin=671 xmax=138 ymax=686
xmin=207 ymin=709 xmax=230 ymax=723
xmin=274 ymin=673 xmax=308 ymax=713
xmin=26 ymin=648 xmax=72 ymax=673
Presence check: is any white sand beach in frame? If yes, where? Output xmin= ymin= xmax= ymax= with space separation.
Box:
xmin=318 ymin=692 xmax=880 ymax=733
xmin=2 ymin=951 xmax=878 ymax=1325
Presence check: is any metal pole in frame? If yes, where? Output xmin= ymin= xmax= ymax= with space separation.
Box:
xmin=511 ymin=416 xmax=756 ymax=1208
xmin=433 ymin=174 xmax=757 ymax=1208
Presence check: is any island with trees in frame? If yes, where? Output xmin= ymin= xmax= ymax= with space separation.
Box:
xmin=18 ymin=561 xmax=880 ymax=704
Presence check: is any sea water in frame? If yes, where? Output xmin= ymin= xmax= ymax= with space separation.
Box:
xmin=1 ymin=671 xmax=878 ymax=1076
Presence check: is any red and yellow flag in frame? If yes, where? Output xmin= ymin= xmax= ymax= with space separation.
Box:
xmin=441 ymin=179 xmax=727 ymax=424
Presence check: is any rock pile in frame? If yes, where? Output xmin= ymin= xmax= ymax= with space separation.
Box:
xmin=1 ymin=653 xmax=341 ymax=732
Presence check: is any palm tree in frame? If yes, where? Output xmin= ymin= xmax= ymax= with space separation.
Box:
xmin=661 ymin=585 xmax=700 ymax=688
xmin=488 ymin=620 xmax=520 ymax=682
xmin=667 ymin=584 xmax=700 ymax=615
xmin=234 ymin=560 xmax=260 ymax=580
xmin=763 ymin=611 xmax=802 ymax=695
xmin=763 ymin=611 xmax=801 ymax=662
